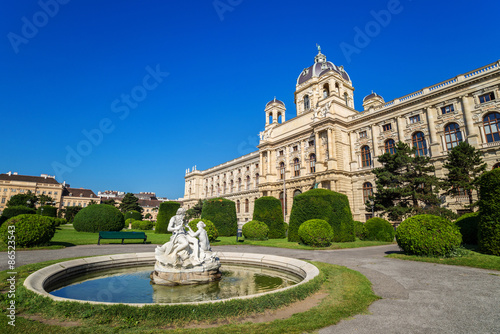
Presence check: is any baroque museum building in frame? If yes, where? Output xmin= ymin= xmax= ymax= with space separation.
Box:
xmin=184 ymin=49 xmax=500 ymax=223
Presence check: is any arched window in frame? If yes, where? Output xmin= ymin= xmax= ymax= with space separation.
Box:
xmin=361 ymin=146 xmax=372 ymax=167
xmin=280 ymin=162 xmax=285 ymax=179
xmin=236 ymin=200 xmax=240 ymax=213
xmin=304 ymin=95 xmax=310 ymax=111
xmin=230 ymin=180 xmax=233 ymax=193
xmin=363 ymin=182 xmax=373 ymax=204
xmin=293 ymin=158 xmax=300 ymax=177
xmin=245 ymin=199 xmax=249 ymax=213
xmin=483 ymin=112 xmax=500 ymax=143
xmin=335 ymin=82 xmax=340 ymax=95
xmin=223 ymin=182 xmax=226 ymax=194
xmin=309 ymin=154 xmax=316 ymax=173
xmin=385 ymin=139 xmax=396 ymax=154
xmin=205 ymin=186 xmax=208 ymax=197
xmin=277 ymin=112 xmax=282 ymax=124
xmin=246 ymin=175 xmax=251 ymax=190
xmin=238 ymin=178 xmax=242 ymax=191
xmin=444 ymin=123 xmax=463 ymax=150
xmin=412 ymin=132 xmax=427 ymax=156
xmin=216 ymin=183 xmax=220 ymax=195
xmin=255 ymin=173 xmax=259 ymax=186
xmin=344 ymin=92 xmax=349 ymax=107
xmin=323 ymin=83 xmax=329 ymax=98
xmin=493 ymin=162 xmax=500 ymax=169
xmin=211 ymin=185 xmax=214 ymax=196
xmin=268 ymin=113 xmax=273 ymax=124
xmin=293 ymin=189 xmax=302 ymax=197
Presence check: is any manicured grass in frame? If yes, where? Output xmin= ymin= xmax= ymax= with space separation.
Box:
xmin=0 ymin=258 xmax=378 ymax=333
xmin=0 ymin=225 xmax=393 ymax=251
xmin=386 ymin=249 xmax=500 ymax=271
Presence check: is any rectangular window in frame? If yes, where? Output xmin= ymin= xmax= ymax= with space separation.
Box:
xmin=409 ymin=115 xmax=420 ymax=124
xmin=279 ymin=150 xmax=284 ymax=156
xmin=255 ymin=164 xmax=259 ymax=168
xmin=382 ymin=124 xmax=392 ymax=132
xmin=441 ymin=104 xmax=454 ymax=114
xmin=479 ymin=92 xmax=495 ymax=104
xmin=309 ymin=140 xmax=315 ymax=147
xmin=293 ymin=145 xmax=298 ymax=152
xmin=359 ymin=131 xmax=367 ymax=138
xmin=1 ymin=198 xmax=5 ymax=204
xmin=20 ymin=189 xmax=24 ymax=193
xmin=365 ymin=214 xmax=373 ymax=220
xmin=3 ymin=189 xmax=6 ymax=192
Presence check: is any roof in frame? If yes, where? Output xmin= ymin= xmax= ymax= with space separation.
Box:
xmin=0 ymin=173 xmax=61 ymax=185
xmin=363 ymin=92 xmax=384 ymax=102
xmin=266 ymin=97 xmax=285 ymax=108
xmin=62 ymin=187 xmax=98 ymax=198
xmin=138 ymin=199 xmax=163 ymax=207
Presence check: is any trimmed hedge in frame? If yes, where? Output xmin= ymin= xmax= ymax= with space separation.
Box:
xmin=353 ymin=221 xmax=365 ymax=239
xmin=252 ymin=196 xmax=286 ymax=239
xmin=73 ymin=204 xmax=125 ymax=233
xmin=131 ymin=220 xmax=153 ymax=230
xmin=298 ymin=219 xmax=334 ymax=247
xmin=0 ymin=206 xmax=36 ymax=226
xmin=455 ymin=212 xmax=479 ymax=245
xmin=363 ymin=217 xmax=395 ymax=242
xmin=36 ymin=205 xmax=58 ymax=217
xmin=242 ymin=220 xmax=269 ymax=240
xmin=0 ymin=214 xmax=56 ymax=247
xmin=478 ymin=168 xmax=500 ymax=255
xmin=188 ymin=219 xmax=219 ymax=242
xmin=124 ymin=210 xmax=143 ymax=221
xmin=155 ymin=202 xmax=181 ymax=234
xmin=201 ymin=198 xmax=237 ymax=236
xmin=52 ymin=217 xmax=67 ymax=227
xmin=288 ymin=189 xmax=354 ymax=243
xmin=395 ymin=214 xmax=462 ymax=257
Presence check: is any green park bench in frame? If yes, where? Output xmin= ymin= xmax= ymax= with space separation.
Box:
xmin=98 ymin=231 xmax=147 ymax=245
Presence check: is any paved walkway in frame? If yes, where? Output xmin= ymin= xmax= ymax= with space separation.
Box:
xmin=2 ymin=244 xmax=499 ymax=333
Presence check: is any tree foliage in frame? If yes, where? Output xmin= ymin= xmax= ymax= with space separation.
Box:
xmin=477 ymin=168 xmax=500 ymax=255
xmin=370 ymin=141 xmax=440 ymax=222
xmin=64 ymin=206 xmax=82 ymax=223
xmin=6 ymin=191 xmax=38 ymax=208
xmin=119 ymin=193 xmax=143 ymax=213
xmin=185 ymin=199 xmax=204 ymax=221
xmin=101 ymin=198 xmax=117 ymax=206
xmin=441 ymin=141 xmax=487 ymax=209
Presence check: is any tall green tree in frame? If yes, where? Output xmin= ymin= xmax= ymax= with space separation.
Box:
xmin=6 ymin=191 xmax=38 ymax=208
xmin=101 ymin=198 xmax=116 ymax=206
xmin=441 ymin=141 xmax=487 ymax=209
xmin=369 ymin=141 xmax=440 ymax=221
xmin=185 ymin=199 xmax=204 ymax=221
xmin=119 ymin=193 xmax=143 ymax=213
xmin=38 ymin=194 xmax=54 ymax=205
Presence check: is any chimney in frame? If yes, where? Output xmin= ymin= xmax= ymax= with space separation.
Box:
xmin=13 ymin=172 xmax=18 ymax=175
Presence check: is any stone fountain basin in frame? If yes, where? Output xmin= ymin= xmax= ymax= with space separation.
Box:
xmin=23 ymin=252 xmax=320 ymax=306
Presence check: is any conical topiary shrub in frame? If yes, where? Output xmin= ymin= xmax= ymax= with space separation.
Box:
xmin=253 ymin=196 xmax=286 ymax=239
xmin=155 ymin=201 xmax=181 ymax=234
xmin=201 ymin=198 xmax=237 ymax=236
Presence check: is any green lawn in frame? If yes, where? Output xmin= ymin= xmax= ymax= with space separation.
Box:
xmin=0 ymin=225 xmax=394 ymax=251
xmin=386 ymin=249 xmax=500 ymax=271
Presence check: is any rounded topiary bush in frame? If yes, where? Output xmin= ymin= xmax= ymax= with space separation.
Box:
xmin=36 ymin=205 xmax=58 ymax=217
xmin=477 ymin=168 xmax=500 ymax=255
xmin=201 ymin=198 xmax=237 ymax=236
xmin=252 ymin=196 xmax=285 ymax=239
xmin=139 ymin=220 xmax=154 ymax=230
xmin=0 ymin=206 xmax=36 ymax=226
xmin=130 ymin=219 xmax=141 ymax=229
xmin=0 ymin=214 xmax=56 ymax=247
xmin=188 ymin=219 xmax=219 ymax=242
xmin=288 ymin=189 xmax=354 ymax=243
xmin=298 ymin=219 xmax=334 ymax=247
xmin=124 ymin=210 xmax=143 ymax=221
xmin=242 ymin=220 xmax=269 ymax=240
xmin=455 ymin=212 xmax=479 ymax=245
xmin=395 ymin=214 xmax=462 ymax=257
xmin=51 ymin=217 xmax=66 ymax=227
xmin=73 ymin=204 xmax=125 ymax=232
xmin=155 ymin=202 xmax=181 ymax=234
xmin=353 ymin=221 xmax=365 ymax=239
xmin=363 ymin=217 xmax=395 ymax=242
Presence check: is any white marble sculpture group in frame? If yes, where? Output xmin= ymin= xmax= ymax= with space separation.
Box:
xmin=151 ymin=208 xmax=221 ymax=285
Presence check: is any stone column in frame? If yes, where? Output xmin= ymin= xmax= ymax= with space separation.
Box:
xmin=327 ymin=128 xmax=337 ymax=169
xmin=349 ymin=131 xmax=357 ymax=171
xmin=300 ymin=140 xmax=306 ymax=174
xmin=425 ymin=107 xmax=440 ymax=156
xmin=396 ymin=116 xmax=405 ymax=142
xmin=461 ymin=95 xmax=479 ymax=145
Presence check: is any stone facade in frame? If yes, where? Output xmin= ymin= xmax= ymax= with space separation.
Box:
xmin=184 ymin=49 xmax=500 ymax=222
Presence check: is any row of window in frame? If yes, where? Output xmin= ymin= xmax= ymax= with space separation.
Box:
xmin=360 ymin=113 xmax=500 ymax=167
xmin=205 ymin=174 xmax=260 ymax=196
xmin=1 ymin=188 xmax=58 ymax=196
xmin=278 ymin=154 xmax=317 ymax=179
xmin=205 ymin=165 xmax=260 ymax=183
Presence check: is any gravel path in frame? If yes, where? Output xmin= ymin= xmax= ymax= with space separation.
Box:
xmin=2 ymin=243 xmax=499 ymax=333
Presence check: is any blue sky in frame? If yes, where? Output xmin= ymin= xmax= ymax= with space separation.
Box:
xmin=1 ymin=0 xmax=500 ymax=199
